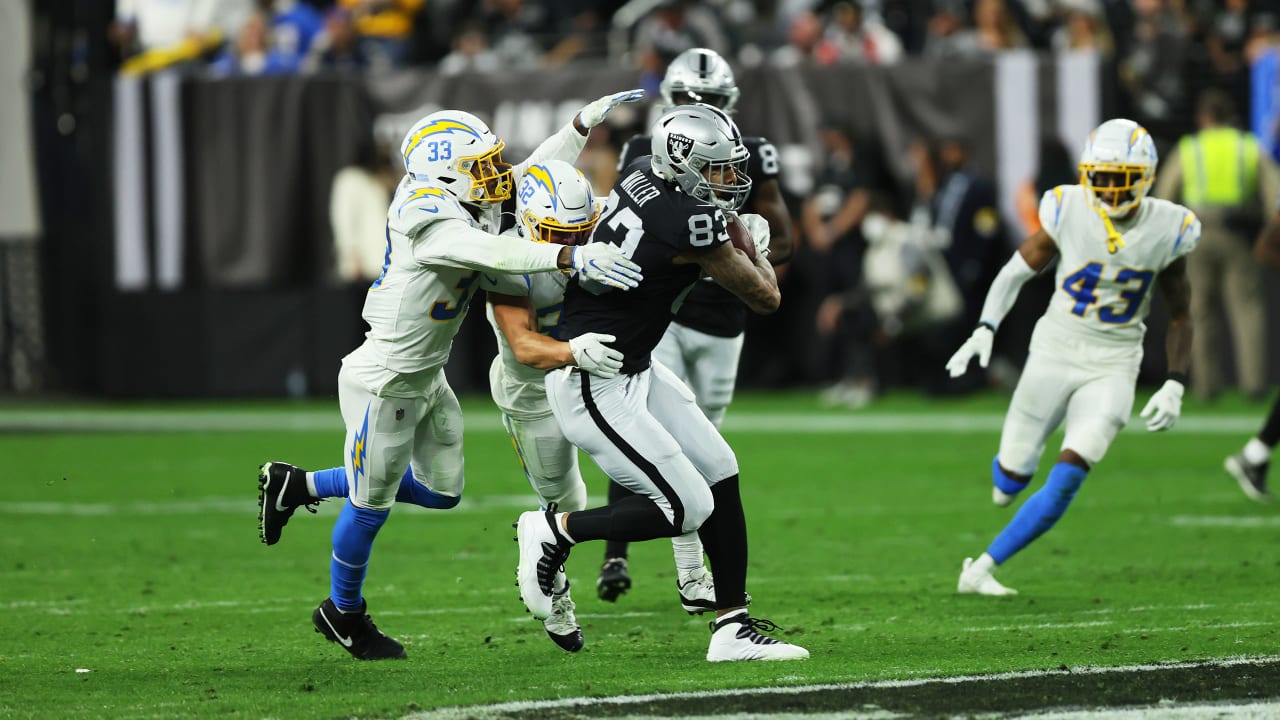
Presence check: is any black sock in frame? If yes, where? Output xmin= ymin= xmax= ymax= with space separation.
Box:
xmin=1260 ymin=393 xmax=1280 ymax=447
xmin=697 ymin=475 xmax=749 ymax=610
xmin=603 ymin=480 xmax=635 ymax=560
xmin=567 ymin=495 xmax=677 ymax=544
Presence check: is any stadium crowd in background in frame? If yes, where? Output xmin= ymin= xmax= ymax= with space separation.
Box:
xmin=92 ymin=0 xmax=1280 ymax=405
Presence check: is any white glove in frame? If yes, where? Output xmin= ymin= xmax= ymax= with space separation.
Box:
xmin=738 ymin=213 xmax=771 ymax=259
xmin=577 ymin=89 xmax=645 ymax=129
xmin=572 ymin=243 xmax=644 ymax=290
xmin=1140 ymin=379 xmax=1184 ymax=432
xmin=945 ymin=325 xmax=994 ymax=378
xmin=569 ymin=333 xmax=624 ymax=378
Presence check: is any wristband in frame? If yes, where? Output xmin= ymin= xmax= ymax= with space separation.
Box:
xmin=977 ymin=321 xmax=996 ymax=333
xmin=1167 ymin=372 xmax=1189 ymax=386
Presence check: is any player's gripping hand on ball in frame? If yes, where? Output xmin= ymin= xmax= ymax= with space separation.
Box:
xmin=945 ymin=323 xmax=995 ymax=377
xmin=737 ymin=213 xmax=771 ymax=260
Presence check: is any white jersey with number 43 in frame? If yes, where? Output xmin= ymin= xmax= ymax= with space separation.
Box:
xmin=1037 ymin=184 xmax=1199 ymax=346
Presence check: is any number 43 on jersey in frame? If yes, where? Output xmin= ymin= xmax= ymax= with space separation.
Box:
xmin=1062 ymin=262 xmax=1155 ymax=325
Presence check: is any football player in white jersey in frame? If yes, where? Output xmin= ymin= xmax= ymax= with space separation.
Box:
xmin=254 ymin=91 xmax=645 ymax=660
xmin=946 ymin=118 xmax=1198 ymax=595
xmin=482 ymin=159 xmax=621 ymax=653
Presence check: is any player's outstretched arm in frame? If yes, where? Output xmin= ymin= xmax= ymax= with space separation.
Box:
xmin=1255 ymin=211 xmax=1280 ymax=270
xmin=414 ymin=220 xmax=640 ymax=288
xmin=945 ymin=229 xmax=1057 ymax=377
xmin=691 ymin=240 xmax=781 ymax=315
xmin=490 ymin=294 xmax=624 ymax=377
xmin=511 ymin=90 xmax=646 ymax=182
xmin=1141 ymin=256 xmax=1192 ymax=431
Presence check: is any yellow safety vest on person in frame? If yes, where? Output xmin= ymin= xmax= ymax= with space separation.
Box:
xmin=1179 ymin=127 xmax=1261 ymax=206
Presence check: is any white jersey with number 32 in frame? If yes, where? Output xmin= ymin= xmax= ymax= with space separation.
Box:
xmin=1037 ymin=184 xmax=1199 ymax=346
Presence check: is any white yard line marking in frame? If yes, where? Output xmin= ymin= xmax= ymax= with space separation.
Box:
xmin=1170 ymin=515 xmax=1280 ymax=528
xmin=400 ymin=656 xmax=1280 ymax=720
xmin=0 ymin=410 xmax=1265 ymax=435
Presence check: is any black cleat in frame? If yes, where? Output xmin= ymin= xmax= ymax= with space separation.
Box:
xmin=1225 ymin=453 xmax=1273 ymax=503
xmin=257 ymin=461 xmax=320 ymax=545
xmin=312 ymin=598 xmax=406 ymax=660
xmin=597 ymin=557 xmax=631 ymax=602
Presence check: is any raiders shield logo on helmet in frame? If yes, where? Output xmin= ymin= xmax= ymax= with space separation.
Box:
xmin=667 ymin=133 xmax=693 ymax=164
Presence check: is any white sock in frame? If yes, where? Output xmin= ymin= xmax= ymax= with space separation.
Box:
xmin=671 ymin=532 xmax=705 ymax=576
xmin=1243 ymin=438 xmax=1272 ymax=466
xmin=972 ymin=553 xmax=997 ymax=575
xmin=554 ymin=512 xmax=576 ymax=544
xmin=305 ymin=471 xmax=319 ymax=497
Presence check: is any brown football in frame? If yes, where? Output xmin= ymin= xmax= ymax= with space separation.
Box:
xmin=725 ymin=213 xmax=755 ymax=261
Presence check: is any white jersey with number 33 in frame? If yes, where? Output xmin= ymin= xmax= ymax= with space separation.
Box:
xmin=1037 ymin=184 xmax=1199 ymax=346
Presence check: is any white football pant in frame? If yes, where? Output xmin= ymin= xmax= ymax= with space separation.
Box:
xmin=998 ymin=330 xmax=1140 ymax=475
xmin=337 ymin=365 xmax=465 ymax=510
xmin=501 ymin=412 xmax=588 ymax=512
xmin=653 ymin=323 xmax=745 ymax=428
xmin=546 ymin=361 xmax=739 ymax=534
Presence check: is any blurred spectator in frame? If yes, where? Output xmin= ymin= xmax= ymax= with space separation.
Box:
xmin=771 ymin=10 xmax=842 ymax=67
xmin=633 ymin=0 xmax=731 ymax=77
xmin=1154 ymin=88 xmax=1280 ymax=401
xmin=825 ymin=0 xmax=904 ymax=64
xmin=209 ymin=10 xmax=300 ymax=75
xmin=112 ymin=0 xmax=252 ymax=57
xmin=802 ymin=122 xmax=871 ymax=254
xmin=1120 ymin=0 xmax=1193 ymax=142
xmin=337 ymin=0 xmax=424 ymax=70
xmin=926 ymin=0 xmax=1027 ymax=57
xmin=478 ymin=0 xmax=554 ymax=69
xmin=1014 ymin=135 xmax=1077 ymax=236
xmin=933 ymin=137 xmax=1004 ymax=321
xmin=303 ymin=7 xmax=368 ymax=72
xmin=1050 ymin=0 xmax=1115 ymax=56
xmin=266 ymin=0 xmax=324 ymax=63
xmin=439 ymin=20 xmax=501 ymax=75
xmin=111 ymin=0 xmax=251 ymax=73
xmin=330 ymin=138 xmax=399 ymax=283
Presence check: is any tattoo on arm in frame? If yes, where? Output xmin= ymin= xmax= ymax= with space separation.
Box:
xmin=693 ymin=241 xmax=781 ymax=314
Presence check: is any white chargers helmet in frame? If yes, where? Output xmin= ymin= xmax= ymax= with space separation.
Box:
xmin=1078 ymin=118 xmax=1157 ymax=218
xmin=400 ymin=110 xmax=513 ymax=205
xmin=516 ymin=160 xmax=600 ymax=245
xmin=659 ymin=48 xmax=740 ymax=113
xmin=650 ymin=103 xmax=752 ymax=211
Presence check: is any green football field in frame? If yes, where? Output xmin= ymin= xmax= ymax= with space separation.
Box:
xmin=1 ymin=392 xmax=1277 ymax=719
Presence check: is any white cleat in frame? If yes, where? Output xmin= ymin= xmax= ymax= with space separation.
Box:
xmin=543 ymin=583 xmax=584 ymax=653
xmin=514 ymin=509 xmax=570 ymax=620
xmin=958 ymin=557 xmax=1018 ymax=596
xmin=706 ymin=610 xmax=809 ymax=662
xmin=677 ymin=566 xmax=717 ymax=615
xmin=992 ymin=486 xmax=1015 ymax=507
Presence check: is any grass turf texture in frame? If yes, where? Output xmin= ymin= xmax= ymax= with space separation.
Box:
xmin=1 ymin=392 xmax=1277 ymax=719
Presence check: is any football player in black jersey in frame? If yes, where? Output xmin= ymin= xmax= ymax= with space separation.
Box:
xmin=598 ymin=47 xmax=794 ymax=609
xmin=514 ymin=104 xmax=808 ymax=661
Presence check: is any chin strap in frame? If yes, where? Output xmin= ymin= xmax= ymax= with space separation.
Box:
xmin=1096 ymin=207 xmax=1126 ymax=254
